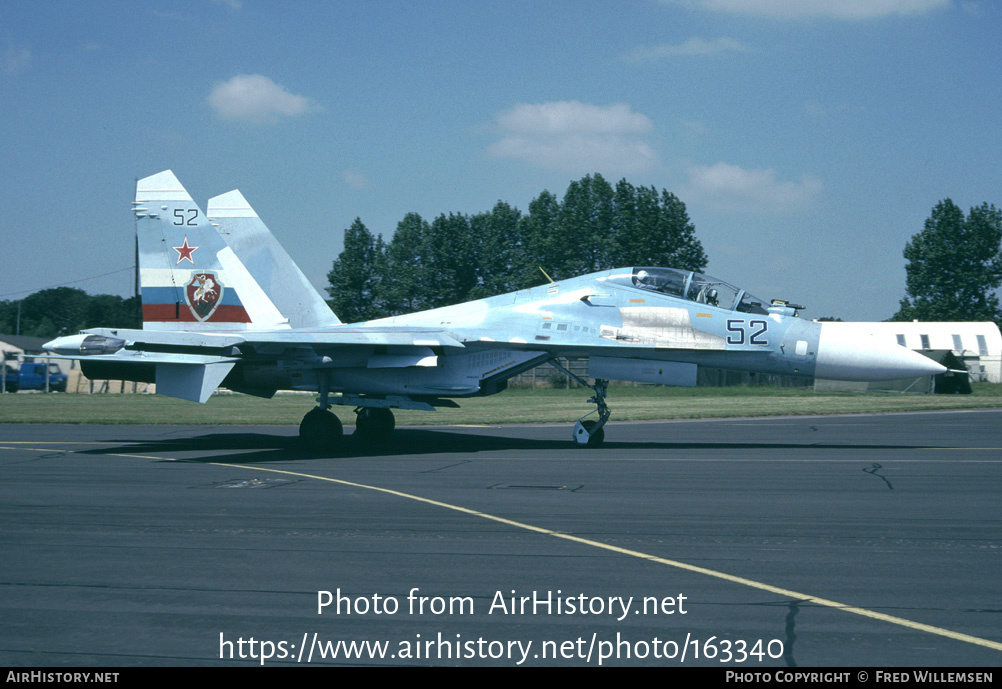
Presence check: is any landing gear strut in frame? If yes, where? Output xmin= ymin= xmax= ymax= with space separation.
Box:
xmin=549 ymin=360 xmax=610 ymax=447
xmin=573 ymin=379 xmax=610 ymax=447
xmin=299 ymin=371 xmax=343 ymax=452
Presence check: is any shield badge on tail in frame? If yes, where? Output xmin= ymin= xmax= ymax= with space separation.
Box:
xmin=185 ymin=272 xmax=224 ymax=321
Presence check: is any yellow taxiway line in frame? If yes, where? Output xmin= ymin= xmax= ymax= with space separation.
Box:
xmin=3 ymin=441 xmax=1000 ymax=653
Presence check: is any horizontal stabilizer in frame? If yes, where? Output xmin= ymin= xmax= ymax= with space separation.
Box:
xmin=58 ymin=350 xmax=237 ymax=366
xmin=86 ymin=328 xmax=246 ymax=350
xmin=86 ymin=326 xmax=464 ymax=351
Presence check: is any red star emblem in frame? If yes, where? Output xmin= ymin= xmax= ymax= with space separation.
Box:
xmin=173 ymin=236 xmax=199 ymax=265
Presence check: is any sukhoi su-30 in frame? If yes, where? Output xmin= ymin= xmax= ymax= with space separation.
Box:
xmin=45 ymin=171 xmax=946 ymax=449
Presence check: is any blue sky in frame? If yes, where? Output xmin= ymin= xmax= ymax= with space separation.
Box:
xmin=2 ymin=0 xmax=999 ymax=321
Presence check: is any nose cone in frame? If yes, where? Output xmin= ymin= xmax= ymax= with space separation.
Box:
xmin=815 ymin=323 xmax=946 ymax=381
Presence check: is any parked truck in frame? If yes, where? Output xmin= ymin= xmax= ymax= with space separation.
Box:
xmin=3 ymin=362 xmax=68 ymax=392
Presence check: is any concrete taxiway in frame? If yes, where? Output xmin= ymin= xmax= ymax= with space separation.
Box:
xmin=1 ymin=410 xmax=1000 ymax=666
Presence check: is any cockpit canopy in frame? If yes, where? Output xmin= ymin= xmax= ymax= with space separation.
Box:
xmin=627 ymin=267 xmax=768 ymax=314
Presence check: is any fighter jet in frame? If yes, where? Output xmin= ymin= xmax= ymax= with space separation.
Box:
xmin=45 ymin=171 xmax=946 ymax=449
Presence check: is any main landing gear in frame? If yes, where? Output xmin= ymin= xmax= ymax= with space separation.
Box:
xmin=299 ymin=370 xmax=344 ymax=451
xmin=298 ymin=373 xmax=399 ymax=451
xmin=297 ymin=367 xmax=610 ymax=451
xmin=299 ymin=407 xmax=343 ymax=451
xmin=353 ymin=407 xmax=395 ymax=443
xmin=549 ymin=360 xmax=611 ymax=448
xmin=298 ymin=405 xmax=398 ymax=451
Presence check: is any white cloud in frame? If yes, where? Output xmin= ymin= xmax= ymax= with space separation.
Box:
xmin=623 ymin=37 xmax=750 ymax=62
xmin=207 ymin=74 xmax=314 ymax=124
xmin=682 ymin=162 xmax=821 ymax=212
xmin=4 ymin=44 xmax=31 ymax=76
xmin=681 ymin=0 xmax=949 ymax=19
xmin=487 ymin=101 xmax=658 ymax=175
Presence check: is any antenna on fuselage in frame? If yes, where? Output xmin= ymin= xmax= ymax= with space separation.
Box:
xmin=538 ymin=266 xmax=554 ymax=283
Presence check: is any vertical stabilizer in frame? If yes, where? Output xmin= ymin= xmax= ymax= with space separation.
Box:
xmin=207 ymin=189 xmax=341 ymax=328
xmin=134 ymin=170 xmax=291 ymax=332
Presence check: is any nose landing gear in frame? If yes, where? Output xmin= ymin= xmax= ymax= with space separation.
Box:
xmin=549 ymin=359 xmax=611 ymax=447
xmin=572 ymin=379 xmax=610 ymax=447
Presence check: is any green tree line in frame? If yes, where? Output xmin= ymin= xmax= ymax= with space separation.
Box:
xmin=0 ymin=288 xmax=140 ymax=339
xmin=326 ymin=173 xmax=708 ymax=322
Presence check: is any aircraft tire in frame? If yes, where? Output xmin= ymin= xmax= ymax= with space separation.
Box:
xmin=354 ymin=408 xmax=395 ymax=442
xmin=579 ymin=420 xmax=605 ymax=448
xmin=299 ymin=408 xmax=343 ymax=451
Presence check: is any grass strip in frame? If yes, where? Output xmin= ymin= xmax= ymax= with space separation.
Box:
xmin=1 ymin=384 xmax=1001 ymax=426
